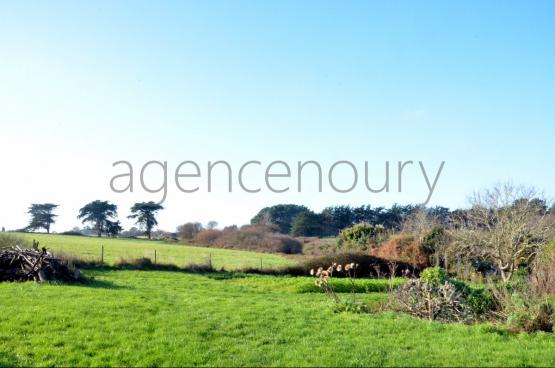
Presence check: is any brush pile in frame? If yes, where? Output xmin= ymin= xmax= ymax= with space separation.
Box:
xmin=0 ymin=241 xmax=81 ymax=282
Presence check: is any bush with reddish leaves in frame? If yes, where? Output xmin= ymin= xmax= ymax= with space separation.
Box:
xmin=372 ymin=234 xmax=429 ymax=269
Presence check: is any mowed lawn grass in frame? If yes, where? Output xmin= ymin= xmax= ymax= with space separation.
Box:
xmin=1 ymin=270 xmax=555 ymax=366
xmin=14 ymin=233 xmax=295 ymax=270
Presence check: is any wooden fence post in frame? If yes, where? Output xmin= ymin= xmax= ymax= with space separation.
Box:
xmin=154 ymin=249 xmax=157 ymax=265
xmin=101 ymin=245 xmax=104 ymax=265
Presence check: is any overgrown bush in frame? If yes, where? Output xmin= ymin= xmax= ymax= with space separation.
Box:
xmin=337 ymin=223 xmax=386 ymax=251
xmin=372 ymin=234 xmax=429 ymax=269
xmin=487 ymin=269 xmax=554 ymax=333
xmin=177 ymin=222 xmax=204 ymax=241
xmin=420 ymin=266 xmax=448 ymax=285
xmin=193 ymin=229 xmax=223 ymax=244
xmin=393 ymin=266 xmax=553 ymax=332
xmin=392 ymin=267 xmax=494 ymax=323
xmin=501 ymin=293 xmax=554 ymax=333
xmin=394 ymin=278 xmax=472 ymax=322
xmin=529 ymin=242 xmax=555 ymax=296
xmin=186 ymin=225 xmax=302 ymax=254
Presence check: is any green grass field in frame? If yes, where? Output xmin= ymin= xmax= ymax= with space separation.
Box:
xmin=15 ymin=233 xmax=295 ymax=270
xmin=2 ymin=234 xmax=555 ymax=366
xmin=1 ymin=269 xmax=555 ymax=366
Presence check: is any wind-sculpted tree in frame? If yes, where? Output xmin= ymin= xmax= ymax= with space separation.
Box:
xmin=105 ymin=220 xmax=123 ymax=237
xmin=27 ymin=203 xmax=58 ymax=233
xmin=78 ymin=200 xmax=118 ymax=237
xmin=128 ymin=202 xmax=164 ymax=240
xmin=450 ymin=183 xmax=554 ymax=282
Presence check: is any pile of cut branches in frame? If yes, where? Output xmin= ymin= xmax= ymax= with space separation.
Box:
xmin=0 ymin=242 xmax=81 ymax=282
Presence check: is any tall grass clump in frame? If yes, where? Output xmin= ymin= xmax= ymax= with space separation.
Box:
xmin=0 ymin=233 xmax=30 ymax=249
xmin=311 ymin=262 xmax=370 ymax=313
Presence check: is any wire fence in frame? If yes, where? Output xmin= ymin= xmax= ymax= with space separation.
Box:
xmin=52 ymin=243 xmax=276 ymax=271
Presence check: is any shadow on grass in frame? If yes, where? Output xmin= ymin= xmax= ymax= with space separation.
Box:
xmin=79 ymin=277 xmax=130 ymax=290
xmin=478 ymin=324 xmax=512 ymax=337
xmin=77 ymin=263 xmax=264 ymax=283
xmin=0 ymin=352 xmax=19 ymax=366
xmin=42 ymin=275 xmax=130 ymax=290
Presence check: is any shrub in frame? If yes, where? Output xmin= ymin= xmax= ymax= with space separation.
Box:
xmin=210 ymin=225 xmax=302 ymax=254
xmin=176 ymin=224 xmax=304 ymax=254
xmin=466 ymin=288 xmax=495 ymax=317
xmin=392 ymin=266 xmax=495 ymax=322
xmin=493 ymin=289 xmax=554 ymax=333
xmin=421 ymin=226 xmax=448 ymax=265
xmin=420 ymin=266 xmax=448 ymax=285
xmin=337 ymin=223 xmax=386 ymax=251
xmin=488 ymin=272 xmax=554 ymax=333
xmin=530 ymin=242 xmax=555 ymax=296
xmin=393 ymin=279 xmax=472 ymax=322
xmin=193 ymin=229 xmax=223 ymax=244
xmin=177 ymin=222 xmax=204 ymax=241
xmin=372 ymin=234 xmax=428 ymax=269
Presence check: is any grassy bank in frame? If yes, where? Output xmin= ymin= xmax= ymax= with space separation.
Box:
xmin=13 ymin=233 xmax=295 ymax=270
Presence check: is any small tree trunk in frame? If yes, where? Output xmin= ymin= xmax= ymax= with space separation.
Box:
xmin=499 ymin=268 xmax=513 ymax=283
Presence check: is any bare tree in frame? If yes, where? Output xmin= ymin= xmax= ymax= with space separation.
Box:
xmin=401 ymin=207 xmax=451 ymax=267
xmin=451 ymin=183 xmax=554 ymax=282
xmin=401 ymin=206 xmax=430 ymax=242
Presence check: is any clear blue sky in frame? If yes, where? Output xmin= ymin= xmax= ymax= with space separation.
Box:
xmin=1 ymin=0 xmax=554 ymax=232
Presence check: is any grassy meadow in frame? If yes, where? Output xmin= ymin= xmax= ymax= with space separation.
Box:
xmin=1 ymin=233 xmax=555 ymax=366
xmin=15 ymin=233 xmax=295 ymax=270
xmin=2 ymin=268 xmax=555 ymax=366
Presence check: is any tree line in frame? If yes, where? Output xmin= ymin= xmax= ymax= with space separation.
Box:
xmin=250 ymin=203 xmax=454 ymax=237
xmin=26 ymin=201 xmax=164 ymax=239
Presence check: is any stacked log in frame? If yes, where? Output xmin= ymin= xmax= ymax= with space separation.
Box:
xmin=0 ymin=243 xmax=81 ymax=282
